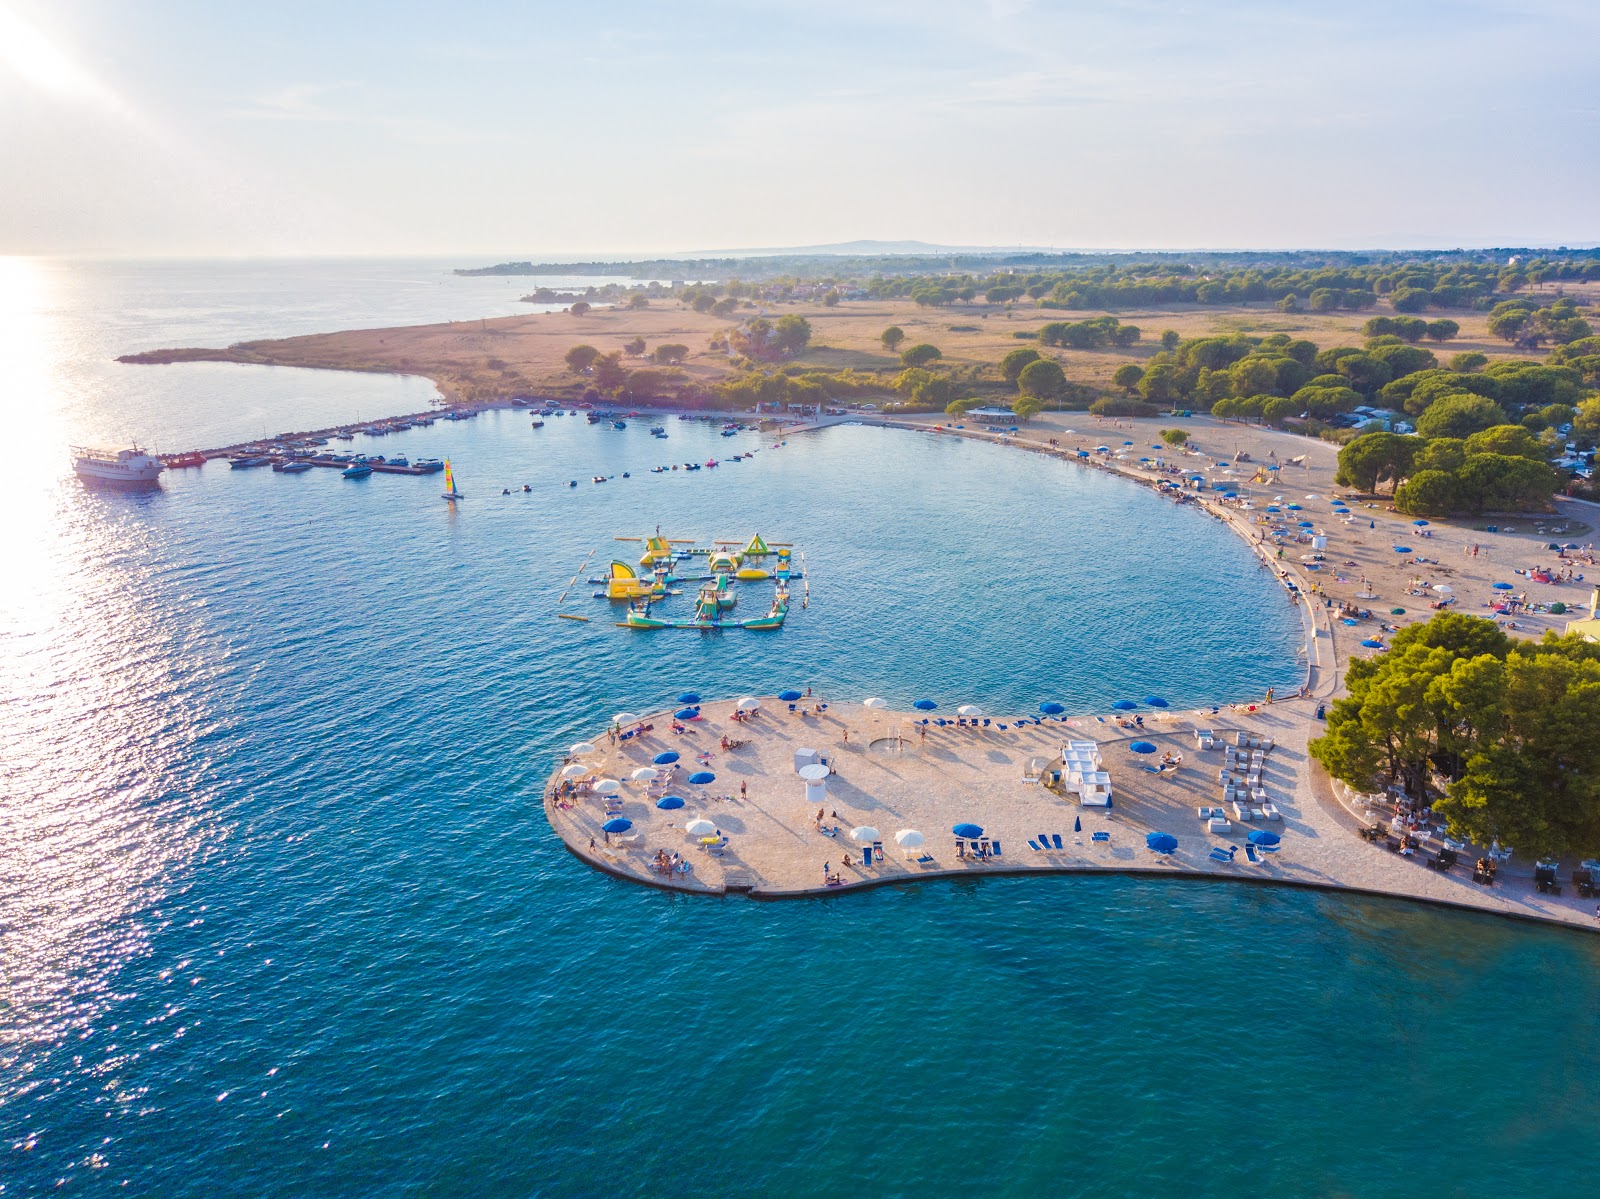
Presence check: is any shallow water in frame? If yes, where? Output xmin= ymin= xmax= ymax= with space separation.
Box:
xmin=3 ymin=260 xmax=1598 ymax=1197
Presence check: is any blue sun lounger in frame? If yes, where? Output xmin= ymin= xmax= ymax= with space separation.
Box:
xmin=1245 ymin=844 xmax=1260 ymax=863
xmin=1038 ymin=833 xmax=1051 ymax=849
xmin=1209 ymin=845 xmax=1237 ymax=862
xmin=1091 ymin=831 xmax=1110 ymax=843
xmin=991 ymin=841 xmax=1001 ymax=857
xmin=1052 ymin=834 xmax=1064 ymax=849
xmin=1028 ymin=840 xmax=1042 ymax=852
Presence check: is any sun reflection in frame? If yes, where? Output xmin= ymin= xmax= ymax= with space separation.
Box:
xmin=0 ymin=255 xmax=214 ymax=1126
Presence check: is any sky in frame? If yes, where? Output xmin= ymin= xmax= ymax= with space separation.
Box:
xmin=2 ymin=0 xmax=1598 ymax=258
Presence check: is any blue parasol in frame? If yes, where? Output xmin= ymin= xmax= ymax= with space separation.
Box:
xmin=674 ymin=707 xmax=700 ymax=720
xmin=1411 ymin=520 xmax=1429 ymax=527
xmin=688 ymin=771 xmax=715 ymax=784
xmin=654 ymin=795 xmax=685 ymax=810
xmin=653 ymin=751 xmax=680 ymax=765
xmin=1248 ymin=829 xmax=1281 ymax=846
xmin=1361 ymin=639 xmax=1385 ymax=649
xmin=1393 ymin=546 xmax=1412 ymax=553
xmin=952 ymin=823 xmax=984 ymax=839
xmin=914 ymin=699 xmax=938 ymax=711
xmin=1130 ymin=740 xmax=1157 ymax=753
xmin=1144 ymin=696 xmax=1169 ymax=708
xmin=602 ymin=817 xmax=633 ymax=833
xmin=1146 ymin=832 xmax=1178 ymax=854
xmin=1492 ymin=582 xmax=1513 ymax=590
xmin=778 ymin=689 xmax=803 ymax=702
xmin=677 ymin=692 xmax=701 ymax=704
xmin=1112 ymin=700 xmax=1137 ymax=711
xmin=1039 ymin=701 xmax=1065 ymax=715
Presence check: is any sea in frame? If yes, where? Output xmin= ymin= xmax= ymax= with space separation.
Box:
xmin=3 ymin=257 xmax=1599 ymax=1197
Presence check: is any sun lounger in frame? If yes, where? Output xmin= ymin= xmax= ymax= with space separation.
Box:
xmin=1028 ymin=840 xmax=1042 ymax=852
xmin=873 ymin=841 xmax=884 ymax=862
xmin=1052 ymin=834 xmax=1064 ymax=849
xmin=1245 ymin=844 xmax=1260 ymax=863
xmin=915 ymin=853 xmax=934 ymax=865
xmin=1038 ymin=832 xmax=1050 ymax=849
xmin=1209 ymin=846 xmax=1236 ymax=862
xmin=991 ymin=841 xmax=1001 ymax=857
xmin=1091 ymin=831 xmax=1110 ymax=843
xmin=863 ymin=847 xmax=872 ymax=866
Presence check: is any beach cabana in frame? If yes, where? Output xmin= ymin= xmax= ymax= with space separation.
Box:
xmin=798 ymin=762 xmax=829 ymax=803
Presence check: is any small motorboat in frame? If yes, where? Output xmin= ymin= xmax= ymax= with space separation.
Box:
xmin=342 ymin=461 xmax=373 ymax=479
xmin=278 ymin=460 xmax=313 ymax=473
xmin=333 ymin=432 xmax=354 ymax=441
xmin=569 ymin=480 xmax=578 ymax=487
xmin=386 ymin=455 xmax=409 ymax=467
xmin=611 ymin=420 xmax=627 ymax=430
xmin=229 ymin=455 xmax=271 ymax=469
xmin=414 ymin=458 xmax=443 ymax=473
xmin=531 ymin=419 xmax=545 ymax=428
xmin=521 ymin=484 xmax=531 ymax=492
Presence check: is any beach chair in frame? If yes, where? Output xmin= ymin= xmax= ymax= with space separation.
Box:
xmin=1028 ymin=840 xmax=1042 ymax=852
xmin=1091 ymin=831 xmax=1110 ymax=843
xmin=872 ymin=841 xmax=884 ymax=862
xmin=1051 ymin=834 xmax=1064 ymax=850
xmin=991 ymin=841 xmax=1001 ymax=857
xmin=1209 ymin=846 xmax=1236 ymax=862
xmin=863 ymin=846 xmax=873 ymax=866
xmin=1245 ymin=844 xmax=1260 ymax=863
xmin=915 ymin=853 xmax=934 ymax=865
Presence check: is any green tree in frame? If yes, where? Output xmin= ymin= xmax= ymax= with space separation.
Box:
xmin=1336 ymin=431 xmax=1418 ymax=494
xmin=1425 ymin=319 xmax=1461 ymax=341
xmin=1413 ymin=437 xmax=1467 ymax=474
xmin=1160 ymin=329 xmax=1180 ymax=352
xmin=1449 ymin=351 xmax=1488 ymax=373
xmin=623 ymin=337 xmax=646 ymax=356
xmin=1393 ymin=469 xmax=1462 ymax=516
xmin=771 ymin=315 xmax=812 ymax=357
xmin=1001 ymin=347 xmax=1042 ymax=384
xmin=1414 ymin=394 xmax=1511 ymax=440
xmin=1012 ymin=395 xmax=1044 ymax=420
xmin=564 ymin=344 xmax=600 ymax=374
xmin=881 ymin=326 xmax=906 ymax=353
xmin=1139 ymin=363 xmax=1181 ymax=405
xmin=1463 ymin=424 xmax=1545 ymax=460
xmin=591 ymin=353 xmax=628 ymax=391
xmin=1160 ymin=428 xmax=1189 ymax=447
xmin=1112 ymin=363 xmax=1145 ymax=393
xmin=569 ymin=300 xmax=591 ymax=316
xmin=651 ymin=343 xmax=689 ymax=365
xmin=945 ymin=396 xmax=981 ymax=417
xmin=1017 ymin=358 xmax=1067 ymax=402
xmin=1261 ymin=395 xmax=1299 ymax=426
xmin=900 ymin=343 xmax=942 ymax=368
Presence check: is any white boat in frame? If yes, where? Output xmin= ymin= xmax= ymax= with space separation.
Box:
xmin=72 ymin=445 xmax=164 ymax=485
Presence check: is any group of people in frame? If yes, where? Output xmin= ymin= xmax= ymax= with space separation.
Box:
xmin=652 ymin=850 xmax=688 ymax=876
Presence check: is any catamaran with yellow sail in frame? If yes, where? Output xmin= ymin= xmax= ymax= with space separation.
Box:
xmin=441 ymin=458 xmax=464 ymax=501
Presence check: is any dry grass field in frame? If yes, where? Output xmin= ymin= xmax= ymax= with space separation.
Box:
xmin=125 ymin=286 xmax=1595 ymax=404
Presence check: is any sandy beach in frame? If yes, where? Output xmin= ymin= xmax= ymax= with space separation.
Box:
xmin=546 ymin=412 xmax=1600 ymax=931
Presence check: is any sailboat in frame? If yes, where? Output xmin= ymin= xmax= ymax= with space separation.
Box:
xmin=441 ymin=458 xmax=464 ymax=501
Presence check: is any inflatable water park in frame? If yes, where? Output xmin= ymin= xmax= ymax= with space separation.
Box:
xmin=563 ymin=531 xmax=808 ymax=630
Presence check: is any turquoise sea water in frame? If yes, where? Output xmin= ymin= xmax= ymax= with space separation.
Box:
xmin=4 ymin=260 xmax=1600 ymax=1196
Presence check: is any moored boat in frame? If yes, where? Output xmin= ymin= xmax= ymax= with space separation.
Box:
xmin=74 ymin=445 xmax=165 ymax=485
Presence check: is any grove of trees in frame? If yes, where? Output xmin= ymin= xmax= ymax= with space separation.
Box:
xmin=1311 ymin=613 xmax=1600 ymax=858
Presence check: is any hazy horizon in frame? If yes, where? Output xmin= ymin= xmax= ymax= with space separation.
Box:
xmin=4 ymin=0 xmax=1599 ymax=257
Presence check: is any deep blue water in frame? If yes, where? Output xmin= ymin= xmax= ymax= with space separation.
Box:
xmin=4 ymin=260 xmax=1600 ymax=1197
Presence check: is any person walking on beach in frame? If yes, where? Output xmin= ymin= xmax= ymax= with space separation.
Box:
xmin=842 ymin=728 xmax=848 ymax=744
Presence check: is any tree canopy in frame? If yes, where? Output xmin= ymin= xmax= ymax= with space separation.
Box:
xmin=1311 ymin=614 xmax=1600 ymax=857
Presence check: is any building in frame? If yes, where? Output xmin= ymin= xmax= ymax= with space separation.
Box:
xmin=1564 ymin=587 xmax=1600 ymax=641
xmin=967 ymin=407 xmax=1019 ymax=425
